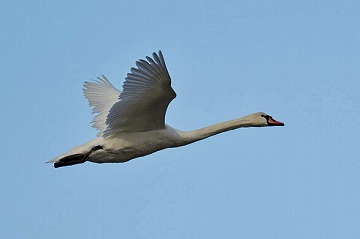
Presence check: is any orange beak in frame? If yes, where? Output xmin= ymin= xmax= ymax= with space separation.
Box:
xmin=268 ymin=117 xmax=285 ymax=126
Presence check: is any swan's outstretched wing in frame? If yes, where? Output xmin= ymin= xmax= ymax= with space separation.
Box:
xmin=103 ymin=51 xmax=176 ymax=137
xmin=83 ymin=76 xmax=121 ymax=136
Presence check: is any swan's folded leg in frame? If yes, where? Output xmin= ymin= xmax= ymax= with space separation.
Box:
xmin=54 ymin=145 xmax=103 ymax=168
xmin=54 ymin=154 xmax=87 ymax=168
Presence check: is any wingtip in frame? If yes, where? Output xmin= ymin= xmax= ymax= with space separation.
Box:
xmin=152 ymin=51 xmax=158 ymax=60
xmin=152 ymin=50 xmax=163 ymax=57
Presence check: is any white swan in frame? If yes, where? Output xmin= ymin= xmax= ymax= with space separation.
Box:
xmin=49 ymin=51 xmax=284 ymax=168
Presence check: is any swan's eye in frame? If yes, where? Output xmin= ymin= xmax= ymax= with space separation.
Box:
xmin=261 ymin=114 xmax=269 ymax=120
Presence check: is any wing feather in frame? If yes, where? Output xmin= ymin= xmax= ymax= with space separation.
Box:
xmin=83 ymin=75 xmax=121 ymax=136
xmin=103 ymin=51 xmax=176 ymax=137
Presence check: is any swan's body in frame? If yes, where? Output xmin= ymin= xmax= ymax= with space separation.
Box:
xmin=50 ymin=51 xmax=284 ymax=168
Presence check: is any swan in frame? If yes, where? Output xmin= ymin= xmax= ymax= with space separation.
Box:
xmin=49 ymin=51 xmax=284 ymax=168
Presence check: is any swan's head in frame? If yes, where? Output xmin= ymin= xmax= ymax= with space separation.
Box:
xmin=246 ymin=112 xmax=285 ymax=127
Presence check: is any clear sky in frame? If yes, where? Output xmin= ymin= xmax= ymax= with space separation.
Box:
xmin=1 ymin=0 xmax=359 ymax=238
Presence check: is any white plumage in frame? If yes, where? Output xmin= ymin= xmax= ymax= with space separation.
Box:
xmin=83 ymin=76 xmax=120 ymax=136
xmin=50 ymin=51 xmax=284 ymax=168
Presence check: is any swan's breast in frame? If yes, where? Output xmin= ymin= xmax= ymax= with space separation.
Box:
xmin=88 ymin=126 xmax=182 ymax=163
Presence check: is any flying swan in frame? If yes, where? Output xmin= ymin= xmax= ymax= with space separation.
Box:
xmin=49 ymin=51 xmax=284 ymax=168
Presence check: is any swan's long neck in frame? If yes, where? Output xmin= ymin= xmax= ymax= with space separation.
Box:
xmin=178 ymin=115 xmax=261 ymax=146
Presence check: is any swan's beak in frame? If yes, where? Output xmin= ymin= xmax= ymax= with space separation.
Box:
xmin=268 ymin=118 xmax=285 ymax=126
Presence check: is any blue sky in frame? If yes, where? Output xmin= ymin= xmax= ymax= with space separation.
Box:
xmin=1 ymin=0 xmax=360 ymax=238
